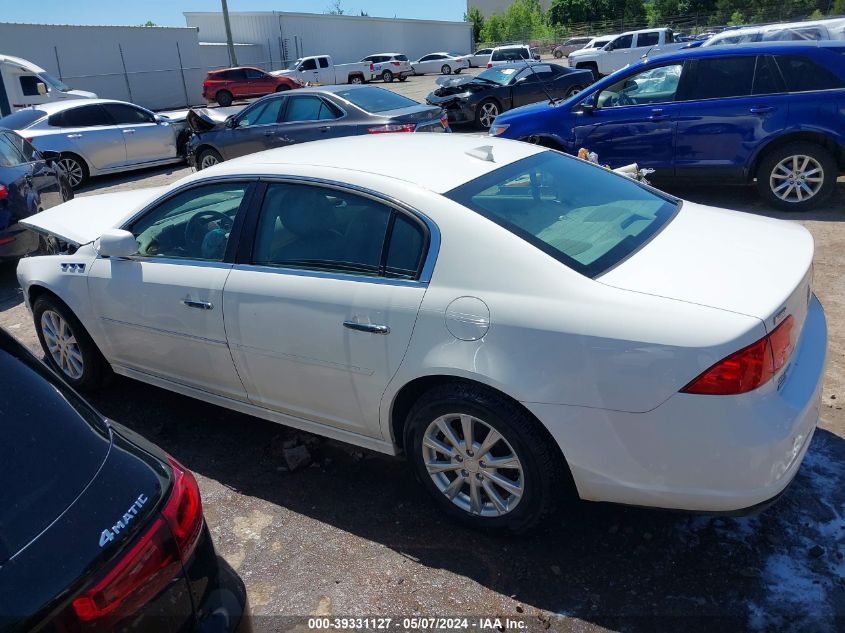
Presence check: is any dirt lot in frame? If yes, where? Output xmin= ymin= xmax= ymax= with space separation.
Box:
xmin=2 ymin=70 xmax=844 ymax=632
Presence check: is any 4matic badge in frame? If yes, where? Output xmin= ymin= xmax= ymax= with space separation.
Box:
xmin=99 ymin=493 xmax=149 ymax=547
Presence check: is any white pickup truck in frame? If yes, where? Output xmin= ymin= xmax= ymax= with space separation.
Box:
xmin=567 ymin=28 xmax=685 ymax=79
xmin=271 ymin=55 xmax=371 ymax=85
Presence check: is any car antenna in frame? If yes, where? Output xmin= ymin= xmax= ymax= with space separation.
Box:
xmin=520 ymin=51 xmax=558 ymax=105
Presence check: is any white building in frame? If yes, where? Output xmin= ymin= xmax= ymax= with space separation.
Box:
xmin=0 ymin=22 xmax=205 ymax=111
xmin=184 ymin=11 xmax=474 ymax=71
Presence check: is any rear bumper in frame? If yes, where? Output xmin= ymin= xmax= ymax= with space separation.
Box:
xmin=525 ymin=295 xmax=827 ymax=513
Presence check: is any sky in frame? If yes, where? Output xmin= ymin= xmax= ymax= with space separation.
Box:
xmin=1 ymin=0 xmax=468 ymax=26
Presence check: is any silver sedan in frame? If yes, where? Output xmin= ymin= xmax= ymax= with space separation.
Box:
xmin=0 ymin=99 xmax=188 ymax=188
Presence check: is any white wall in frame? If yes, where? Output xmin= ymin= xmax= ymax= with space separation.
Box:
xmin=0 ymin=22 xmax=207 ymax=110
xmin=185 ymin=12 xmax=474 ymax=69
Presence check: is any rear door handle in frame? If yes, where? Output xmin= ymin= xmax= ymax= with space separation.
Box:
xmin=319 ymin=125 xmax=331 ymax=132
xmin=649 ymin=109 xmax=669 ymax=121
xmin=343 ymin=320 xmax=390 ymax=335
xmin=183 ymin=299 xmax=213 ymax=310
xmin=66 ymin=133 xmax=82 ymax=139
xmin=749 ymin=106 xmax=775 ymax=114
xmin=122 ymin=129 xmax=136 ymax=134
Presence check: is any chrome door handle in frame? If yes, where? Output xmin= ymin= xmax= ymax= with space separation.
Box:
xmin=122 ymin=129 xmax=136 ymax=134
xmin=649 ymin=109 xmax=669 ymax=121
xmin=66 ymin=133 xmax=82 ymax=138
xmin=343 ymin=320 xmax=390 ymax=335
xmin=183 ymin=299 xmax=213 ymax=310
xmin=749 ymin=106 xmax=775 ymax=114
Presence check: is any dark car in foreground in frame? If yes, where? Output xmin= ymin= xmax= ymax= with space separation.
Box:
xmin=202 ymin=66 xmax=302 ymax=107
xmin=0 ymin=128 xmax=70 ymax=260
xmin=427 ymin=62 xmax=593 ymax=129
xmin=491 ymin=42 xmax=845 ymax=210
xmin=0 ymin=327 xmax=250 ymax=632
xmin=187 ymin=84 xmax=448 ymax=169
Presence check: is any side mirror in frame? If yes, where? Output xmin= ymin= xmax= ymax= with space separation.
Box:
xmin=37 ymin=82 xmax=47 ymax=95
xmin=98 ymin=229 xmax=137 ymax=258
xmin=224 ymin=116 xmax=235 ymax=129
xmin=41 ymin=149 xmax=60 ymax=163
xmin=580 ymin=103 xmax=595 ymax=115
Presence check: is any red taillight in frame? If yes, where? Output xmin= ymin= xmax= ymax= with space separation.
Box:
xmin=681 ymin=316 xmax=796 ymax=395
xmin=440 ymin=112 xmax=449 ymax=129
xmin=367 ymin=123 xmax=416 ymax=134
xmin=68 ymin=456 xmax=203 ymax=630
xmin=391 ymin=61 xmax=401 ymax=66
xmin=486 ymin=62 xmax=493 ymax=68
xmin=0 ymin=184 xmax=7 ymax=200
xmin=370 ymin=63 xmax=375 ymax=71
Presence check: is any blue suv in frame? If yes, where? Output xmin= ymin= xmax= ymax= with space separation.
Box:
xmin=491 ymin=42 xmax=845 ymax=210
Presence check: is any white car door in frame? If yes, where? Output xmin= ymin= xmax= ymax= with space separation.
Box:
xmin=87 ymin=180 xmax=254 ymax=400
xmin=602 ymin=33 xmax=635 ymax=73
xmin=101 ymin=102 xmax=176 ymax=165
xmin=222 ymin=181 xmax=432 ymax=437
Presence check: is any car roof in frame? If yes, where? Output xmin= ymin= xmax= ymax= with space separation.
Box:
xmin=189 ymin=134 xmax=545 ymax=195
xmin=494 ymin=44 xmax=530 ymax=49
xmin=11 ymin=98 xmax=143 ymax=116
xmin=649 ymin=39 xmax=845 ymax=63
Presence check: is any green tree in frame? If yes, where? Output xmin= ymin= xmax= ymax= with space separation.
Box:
xmin=465 ymin=6 xmax=485 ymax=43
xmin=833 ymin=0 xmax=845 ymax=13
xmin=549 ymin=0 xmax=599 ymax=25
xmin=727 ymin=8 xmax=745 ymax=25
xmin=142 ymin=20 xmax=157 ymax=26
xmin=480 ymin=0 xmax=551 ymax=42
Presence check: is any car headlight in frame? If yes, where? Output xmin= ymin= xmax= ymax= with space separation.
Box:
xmin=489 ymin=123 xmax=509 ymax=136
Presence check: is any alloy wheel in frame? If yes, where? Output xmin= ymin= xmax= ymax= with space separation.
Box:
xmin=422 ymin=413 xmax=524 ymax=517
xmin=200 ymin=153 xmax=220 ymax=169
xmin=57 ymin=157 xmax=84 ymax=188
xmin=566 ymin=85 xmax=584 ymax=98
xmin=479 ymin=102 xmax=499 ymax=128
xmin=41 ymin=310 xmax=84 ymax=380
xmin=770 ymin=155 xmax=824 ymax=204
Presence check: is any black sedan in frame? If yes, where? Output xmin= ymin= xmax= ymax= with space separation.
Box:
xmin=187 ymin=85 xmax=448 ymax=169
xmin=0 ymin=128 xmax=71 ymax=260
xmin=0 ymin=327 xmax=250 ymax=632
xmin=426 ymin=62 xmax=593 ymax=129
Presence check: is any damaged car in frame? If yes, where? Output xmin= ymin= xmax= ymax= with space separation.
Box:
xmin=186 ymin=85 xmax=448 ymax=169
xmin=426 ymin=62 xmax=592 ymax=130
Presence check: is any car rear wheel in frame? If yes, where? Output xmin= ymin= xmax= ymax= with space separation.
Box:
xmin=382 ymin=70 xmax=394 ymax=83
xmin=398 ymin=75 xmax=407 ymax=82
xmin=565 ymin=84 xmax=585 ymax=98
xmin=441 ymin=64 xmax=452 ymax=75
xmin=576 ymin=62 xmax=599 ymax=82
xmin=197 ymin=147 xmax=223 ymax=170
xmin=475 ymin=99 xmax=500 ymax=130
xmin=349 ymin=75 xmax=364 ymax=84
xmin=57 ymin=154 xmax=87 ymax=189
xmin=756 ymin=142 xmax=836 ymax=211
xmin=554 ymin=50 xmax=563 ymax=59
xmin=34 ymin=295 xmax=109 ymax=390
xmin=404 ymin=384 xmax=566 ymax=532
xmin=215 ymin=90 xmax=233 ymax=107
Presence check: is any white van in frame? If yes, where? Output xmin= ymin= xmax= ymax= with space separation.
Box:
xmin=0 ymin=54 xmax=97 ymax=117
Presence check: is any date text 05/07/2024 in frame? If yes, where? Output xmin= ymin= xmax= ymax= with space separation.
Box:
xmin=307 ymin=617 xmax=527 ymax=630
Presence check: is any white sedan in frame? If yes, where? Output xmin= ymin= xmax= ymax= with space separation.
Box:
xmin=18 ymin=135 xmax=826 ymax=532
xmin=411 ymin=52 xmax=469 ymax=75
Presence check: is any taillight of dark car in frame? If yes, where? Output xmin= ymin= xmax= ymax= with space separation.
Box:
xmin=58 ymin=456 xmax=203 ymax=631
xmin=0 ymin=184 xmax=7 ymax=201
xmin=367 ymin=123 xmax=416 ymax=134
xmin=681 ymin=316 xmax=796 ymax=395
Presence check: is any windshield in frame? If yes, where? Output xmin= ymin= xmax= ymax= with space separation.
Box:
xmin=475 ymin=67 xmax=519 ymax=85
xmin=38 ymin=72 xmax=70 ymax=92
xmin=0 ymin=108 xmax=47 ymax=130
xmin=334 ymin=86 xmax=418 ymax=112
xmin=445 ymin=152 xmax=679 ymax=278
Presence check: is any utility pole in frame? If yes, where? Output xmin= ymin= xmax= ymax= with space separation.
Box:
xmin=222 ymin=0 xmax=238 ymax=67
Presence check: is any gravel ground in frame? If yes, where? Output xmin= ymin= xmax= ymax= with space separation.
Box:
xmin=2 ymin=70 xmax=844 ymax=632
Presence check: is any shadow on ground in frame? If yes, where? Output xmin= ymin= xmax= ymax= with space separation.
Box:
xmin=87 ymin=376 xmax=845 ymax=633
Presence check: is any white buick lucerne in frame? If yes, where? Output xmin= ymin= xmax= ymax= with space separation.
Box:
xmin=18 ymin=135 xmax=826 ymax=532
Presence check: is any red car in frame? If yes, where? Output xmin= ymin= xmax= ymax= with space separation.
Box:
xmin=202 ymin=66 xmax=300 ymax=107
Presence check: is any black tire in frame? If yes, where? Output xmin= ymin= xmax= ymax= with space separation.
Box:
xmin=33 ymin=294 xmax=110 ymax=391
xmin=57 ymin=154 xmax=88 ymax=189
xmin=403 ymin=383 xmax=569 ymax=533
xmin=349 ymin=74 xmax=364 ymax=84
xmin=474 ymin=98 xmax=500 ymax=130
xmin=215 ymin=90 xmax=233 ymax=107
xmin=454 ymin=68 xmax=462 ymax=74
xmin=441 ymin=64 xmax=452 ymax=75
xmin=565 ymin=84 xmax=585 ymax=98
xmin=554 ymin=50 xmax=564 ymax=59
xmin=196 ymin=147 xmax=223 ymax=171
xmin=756 ymin=141 xmax=837 ymax=211
xmin=398 ymin=75 xmax=407 ymax=82
xmin=382 ymin=69 xmax=394 ymax=83
xmin=59 ymin=172 xmax=74 ymax=201
xmin=275 ymin=84 xmax=290 ymax=92
xmin=576 ymin=62 xmax=599 ymax=82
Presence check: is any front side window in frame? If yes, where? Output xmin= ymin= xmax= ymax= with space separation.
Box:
xmin=245 ymin=68 xmax=267 ymax=79
xmin=598 ymin=63 xmax=683 ymax=108
xmin=445 ymin=152 xmax=678 ymax=278
xmin=101 ymin=103 xmax=155 ymax=124
xmin=300 ymin=58 xmax=318 ymax=71
xmin=283 ymin=96 xmax=339 ymax=122
xmin=128 ymin=183 xmax=248 ymax=261
xmin=681 ymin=56 xmax=755 ymax=100
xmin=774 ymin=54 xmax=844 ymax=92
xmin=237 ymin=97 xmax=284 ymax=127
xmin=19 ymin=76 xmax=42 ymax=96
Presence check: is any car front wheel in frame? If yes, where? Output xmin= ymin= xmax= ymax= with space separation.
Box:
xmin=57 ymin=154 xmax=87 ymax=189
xmin=441 ymin=64 xmax=452 ymax=75
xmin=475 ymin=99 xmax=500 ymax=130
xmin=756 ymin=141 xmax=836 ymax=211
xmin=34 ymin=295 xmax=109 ymax=390
xmin=404 ymin=384 xmax=566 ymax=532
xmin=197 ymin=147 xmax=223 ymax=170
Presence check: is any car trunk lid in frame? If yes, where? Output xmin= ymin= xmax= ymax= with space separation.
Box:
xmin=598 ymin=201 xmax=815 ymax=335
xmin=21 ymin=187 xmax=166 ymax=245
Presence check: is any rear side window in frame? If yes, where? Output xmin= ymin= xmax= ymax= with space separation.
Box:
xmin=101 ymin=103 xmax=155 ymax=124
xmin=774 ymin=55 xmax=844 ymax=91
xmin=445 ymin=152 xmax=678 ymax=278
xmin=48 ymin=105 xmax=112 ymax=128
xmin=0 ymin=108 xmax=46 ymax=130
xmin=396 ymin=54 xmax=409 ymax=61
xmin=385 ymin=214 xmax=426 ymax=279
xmin=283 ymin=96 xmax=339 ymax=122
xmin=335 ymin=86 xmax=417 ymax=112
xmin=319 ymin=57 xmax=330 ymax=69
xmin=681 ymin=56 xmax=755 ymax=100
xmin=637 ymin=32 xmax=660 ymax=47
